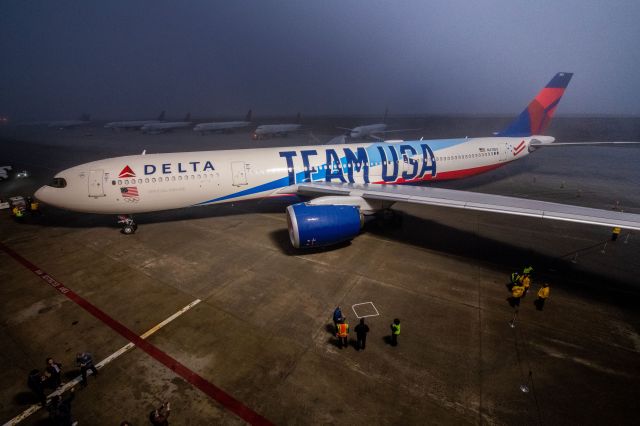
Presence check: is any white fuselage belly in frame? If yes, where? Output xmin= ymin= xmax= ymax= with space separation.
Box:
xmin=36 ymin=137 xmax=537 ymax=215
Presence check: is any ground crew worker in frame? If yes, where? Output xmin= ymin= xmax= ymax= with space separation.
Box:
xmin=30 ymin=199 xmax=39 ymax=213
xmin=535 ymin=283 xmax=550 ymax=311
xmin=335 ymin=318 xmax=349 ymax=349
xmin=332 ymin=306 xmax=343 ymax=328
xmin=511 ymin=284 xmax=525 ymax=307
xmin=13 ymin=206 xmax=24 ymax=221
xmin=521 ymin=274 xmax=531 ymax=296
xmin=354 ymin=318 xmax=370 ymax=351
xmin=509 ymin=271 xmax=521 ymax=291
xmin=611 ymin=227 xmax=621 ymax=241
xmin=390 ymin=318 xmax=401 ymax=347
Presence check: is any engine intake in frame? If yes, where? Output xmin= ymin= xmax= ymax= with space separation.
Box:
xmin=286 ymin=203 xmax=363 ymax=249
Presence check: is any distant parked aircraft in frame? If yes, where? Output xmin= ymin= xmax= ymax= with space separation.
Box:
xmin=141 ymin=113 xmax=192 ymax=134
xmin=338 ymin=109 xmax=418 ymax=139
xmin=193 ymin=110 xmax=252 ymax=134
xmin=48 ymin=114 xmax=92 ymax=129
xmin=253 ymin=113 xmax=302 ymax=139
xmin=105 ymin=111 xmax=165 ymax=131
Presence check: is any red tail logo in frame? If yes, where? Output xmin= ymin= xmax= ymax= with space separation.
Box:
xmin=118 ymin=165 xmax=136 ymax=178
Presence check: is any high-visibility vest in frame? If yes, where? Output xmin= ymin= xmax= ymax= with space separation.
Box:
xmin=523 ymin=266 xmax=534 ymax=275
xmin=392 ymin=324 xmax=401 ymax=335
xmin=538 ymin=287 xmax=550 ymax=299
xmin=15 ymin=209 xmax=23 ymax=218
xmin=31 ymin=202 xmax=39 ymax=211
xmin=512 ymin=285 xmax=525 ymax=298
xmin=337 ymin=323 xmax=349 ymax=337
xmin=511 ymin=272 xmax=520 ymax=283
xmin=522 ymin=276 xmax=531 ymax=289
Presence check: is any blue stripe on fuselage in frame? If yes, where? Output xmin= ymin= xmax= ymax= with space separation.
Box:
xmin=195 ymin=138 xmax=466 ymax=205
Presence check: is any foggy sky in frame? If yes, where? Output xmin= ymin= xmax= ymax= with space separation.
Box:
xmin=2 ymin=0 xmax=640 ymax=120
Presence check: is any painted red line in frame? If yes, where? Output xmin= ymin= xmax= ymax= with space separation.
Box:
xmin=0 ymin=242 xmax=273 ymax=426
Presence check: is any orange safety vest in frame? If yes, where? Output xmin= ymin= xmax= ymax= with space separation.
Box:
xmin=336 ymin=323 xmax=349 ymax=337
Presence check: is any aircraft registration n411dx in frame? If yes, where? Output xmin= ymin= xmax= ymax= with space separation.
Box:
xmin=35 ymin=73 xmax=640 ymax=248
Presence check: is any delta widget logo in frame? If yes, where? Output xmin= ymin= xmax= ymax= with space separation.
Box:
xmin=118 ymin=165 xmax=136 ymax=178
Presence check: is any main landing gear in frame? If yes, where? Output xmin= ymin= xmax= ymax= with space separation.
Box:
xmin=373 ymin=209 xmax=404 ymax=229
xmin=117 ymin=215 xmax=138 ymax=235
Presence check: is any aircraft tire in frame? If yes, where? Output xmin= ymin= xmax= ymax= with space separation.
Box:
xmin=122 ymin=224 xmax=136 ymax=235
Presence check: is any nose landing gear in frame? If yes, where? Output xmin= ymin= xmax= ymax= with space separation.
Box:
xmin=117 ymin=215 xmax=137 ymax=235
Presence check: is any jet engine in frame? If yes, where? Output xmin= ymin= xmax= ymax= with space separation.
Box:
xmin=286 ymin=203 xmax=363 ymax=249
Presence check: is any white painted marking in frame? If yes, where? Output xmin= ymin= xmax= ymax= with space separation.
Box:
xmin=3 ymin=299 xmax=201 ymax=426
xmin=351 ymin=302 xmax=380 ymax=318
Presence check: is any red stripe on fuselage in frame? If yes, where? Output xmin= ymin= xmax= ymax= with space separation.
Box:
xmin=372 ymin=162 xmax=505 ymax=184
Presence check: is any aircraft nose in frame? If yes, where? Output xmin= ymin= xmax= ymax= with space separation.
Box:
xmin=34 ymin=186 xmax=50 ymax=203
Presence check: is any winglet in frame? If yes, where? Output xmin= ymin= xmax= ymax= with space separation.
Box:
xmin=497 ymin=72 xmax=573 ymax=137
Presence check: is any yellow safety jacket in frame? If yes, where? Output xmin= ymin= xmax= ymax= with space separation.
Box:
xmin=522 ymin=276 xmax=531 ymax=289
xmin=31 ymin=202 xmax=39 ymax=211
xmin=392 ymin=324 xmax=401 ymax=335
xmin=512 ymin=285 xmax=525 ymax=298
xmin=336 ymin=323 xmax=349 ymax=337
xmin=538 ymin=287 xmax=550 ymax=299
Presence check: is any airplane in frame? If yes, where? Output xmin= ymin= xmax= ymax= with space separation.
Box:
xmin=338 ymin=109 xmax=418 ymax=139
xmin=47 ymin=114 xmax=92 ymax=129
xmin=34 ymin=72 xmax=640 ymax=249
xmin=253 ymin=112 xmax=302 ymax=139
xmin=141 ymin=113 xmax=192 ymax=134
xmin=193 ymin=110 xmax=252 ymax=134
xmin=104 ymin=111 xmax=165 ymax=131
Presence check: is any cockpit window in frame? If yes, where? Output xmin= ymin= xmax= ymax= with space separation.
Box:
xmin=48 ymin=178 xmax=67 ymax=188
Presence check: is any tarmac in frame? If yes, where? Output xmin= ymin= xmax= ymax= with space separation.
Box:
xmin=0 ymin=118 xmax=639 ymax=425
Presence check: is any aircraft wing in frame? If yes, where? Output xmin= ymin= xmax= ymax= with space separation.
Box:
xmin=530 ymin=141 xmax=640 ymax=148
xmin=291 ymin=182 xmax=640 ymax=231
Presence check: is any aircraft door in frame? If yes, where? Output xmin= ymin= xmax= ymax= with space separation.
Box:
xmin=499 ymin=142 xmax=509 ymax=162
xmin=88 ymin=170 xmax=106 ymax=197
xmin=231 ymin=161 xmax=248 ymax=186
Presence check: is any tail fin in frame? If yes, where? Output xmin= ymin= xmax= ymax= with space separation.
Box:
xmin=497 ymin=72 xmax=573 ymax=137
xmin=295 ymin=112 xmax=301 ymax=123
xmin=245 ymin=109 xmax=252 ymax=122
xmin=184 ymin=112 xmax=191 ymax=122
xmin=383 ymin=107 xmax=388 ymax=123
xmin=158 ymin=110 xmax=165 ymax=121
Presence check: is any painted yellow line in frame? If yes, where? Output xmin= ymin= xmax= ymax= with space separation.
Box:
xmin=3 ymin=299 xmax=201 ymax=426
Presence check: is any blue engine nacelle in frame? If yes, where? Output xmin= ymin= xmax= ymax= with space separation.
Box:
xmin=286 ymin=203 xmax=363 ymax=249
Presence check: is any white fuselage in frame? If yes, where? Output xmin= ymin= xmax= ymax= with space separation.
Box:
xmin=253 ymin=124 xmax=301 ymax=138
xmin=141 ymin=122 xmax=192 ymax=134
xmin=105 ymin=120 xmax=162 ymax=130
xmin=193 ymin=121 xmax=251 ymax=133
xmin=35 ymin=136 xmax=550 ymax=215
xmin=350 ymin=123 xmax=387 ymax=138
